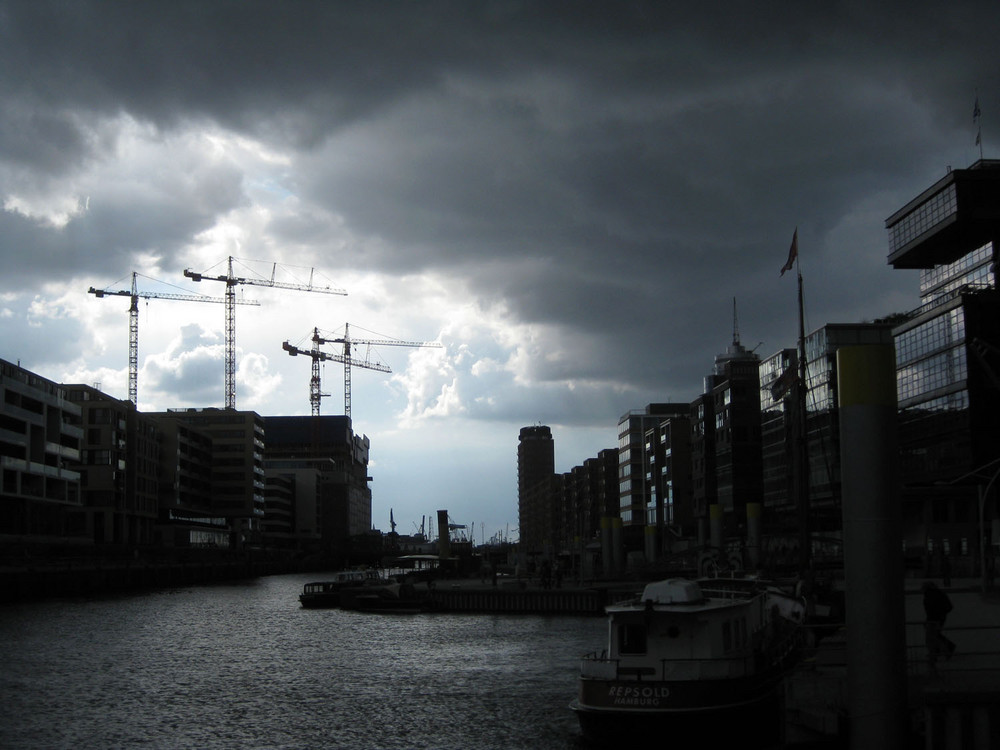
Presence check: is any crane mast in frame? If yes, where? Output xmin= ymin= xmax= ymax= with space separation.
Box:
xmin=89 ymin=271 xmax=259 ymax=405
xmin=184 ymin=256 xmax=346 ymax=409
xmin=281 ymin=328 xmax=358 ymax=417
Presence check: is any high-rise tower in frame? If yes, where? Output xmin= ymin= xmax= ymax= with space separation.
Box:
xmin=517 ymin=426 xmax=555 ymax=557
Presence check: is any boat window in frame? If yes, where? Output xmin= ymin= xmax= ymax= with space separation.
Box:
xmin=618 ymin=623 xmax=647 ymax=655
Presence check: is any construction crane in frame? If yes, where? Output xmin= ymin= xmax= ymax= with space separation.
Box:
xmin=88 ymin=272 xmax=260 ymax=405
xmin=283 ymin=322 xmax=441 ymax=419
xmin=281 ymin=327 xmax=380 ymax=417
xmin=183 ymin=256 xmax=347 ymax=409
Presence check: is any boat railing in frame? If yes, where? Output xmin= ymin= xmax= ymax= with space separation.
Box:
xmin=579 ymin=624 xmax=802 ymax=683
xmin=579 ymin=650 xmax=756 ymax=681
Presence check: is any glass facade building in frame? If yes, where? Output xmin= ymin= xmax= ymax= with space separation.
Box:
xmin=887 ymin=160 xmax=1000 ymax=576
xmin=759 ymin=348 xmax=797 ymax=526
xmin=617 ymin=404 xmax=687 ymax=553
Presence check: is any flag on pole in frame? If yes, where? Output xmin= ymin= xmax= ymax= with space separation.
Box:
xmin=780 ymin=228 xmax=798 ymax=276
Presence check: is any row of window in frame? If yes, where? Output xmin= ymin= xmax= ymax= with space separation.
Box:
xmin=920 ymin=242 xmax=994 ymax=297
xmin=895 ymin=308 xmax=965 ymax=367
xmin=897 ymin=348 xmax=968 ymax=405
xmin=888 ymin=183 xmax=957 ymax=254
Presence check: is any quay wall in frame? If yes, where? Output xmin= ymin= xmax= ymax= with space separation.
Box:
xmin=429 ymin=587 xmax=603 ymax=615
xmin=424 ymin=582 xmax=638 ymax=615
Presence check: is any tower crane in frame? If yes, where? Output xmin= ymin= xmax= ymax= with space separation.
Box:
xmin=89 ymin=271 xmax=260 ymax=405
xmin=183 ymin=256 xmax=346 ymax=409
xmin=282 ymin=322 xmax=441 ymax=419
xmin=281 ymin=327 xmax=381 ymax=417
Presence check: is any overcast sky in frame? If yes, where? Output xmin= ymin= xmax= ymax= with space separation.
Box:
xmin=1 ymin=1 xmax=996 ymax=543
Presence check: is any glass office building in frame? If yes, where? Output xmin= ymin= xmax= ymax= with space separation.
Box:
xmin=887 ymin=160 xmax=1000 ymax=575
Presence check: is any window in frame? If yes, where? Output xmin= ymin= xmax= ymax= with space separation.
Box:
xmin=888 ymin=183 xmax=957 ymax=254
xmin=619 ymin=623 xmax=647 ymax=654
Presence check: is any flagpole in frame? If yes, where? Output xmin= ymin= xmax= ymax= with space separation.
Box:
xmin=974 ymin=90 xmax=984 ymax=160
xmin=796 ymin=256 xmax=811 ymax=573
xmin=780 ymin=227 xmax=811 ymax=572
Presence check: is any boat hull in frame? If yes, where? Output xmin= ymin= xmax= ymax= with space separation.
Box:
xmin=298 ymin=592 xmax=343 ymax=608
xmin=571 ymin=681 xmax=783 ymax=745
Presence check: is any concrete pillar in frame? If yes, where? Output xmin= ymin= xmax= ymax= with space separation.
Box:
xmin=645 ymin=524 xmax=658 ymax=563
xmin=746 ymin=502 xmax=761 ymax=570
xmin=837 ymin=345 xmax=907 ymax=749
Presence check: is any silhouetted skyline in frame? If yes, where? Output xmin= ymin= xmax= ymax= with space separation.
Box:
xmin=0 ymin=1 xmax=996 ymax=539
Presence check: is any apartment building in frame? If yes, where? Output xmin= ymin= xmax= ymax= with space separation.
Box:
xmin=0 ymin=359 xmax=82 ymax=543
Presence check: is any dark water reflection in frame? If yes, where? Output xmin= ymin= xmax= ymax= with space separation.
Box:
xmin=0 ymin=573 xmax=606 ymax=749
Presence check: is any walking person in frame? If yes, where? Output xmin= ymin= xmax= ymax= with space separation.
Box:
xmin=922 ymin=580 xmax=956 ymax=671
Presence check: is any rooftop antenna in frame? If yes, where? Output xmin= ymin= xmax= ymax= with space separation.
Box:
xmin=732 ymin=297 xmax=741 ymax=347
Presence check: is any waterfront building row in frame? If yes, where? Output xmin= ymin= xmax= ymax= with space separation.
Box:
xmin=519 ymin=159 xmax=1000 ymax=581
xmin=0 ymin=367 xmax=373 ymax=558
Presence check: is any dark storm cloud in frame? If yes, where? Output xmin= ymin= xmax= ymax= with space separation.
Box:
xmin=2 ymin=0 xmax=998 ymax=406
xmin=4 ymin=2 xmax=991 ymax=157
xmin=0 ymin=156 xmax=246 ymax=283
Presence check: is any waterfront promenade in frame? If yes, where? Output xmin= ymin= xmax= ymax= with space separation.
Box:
xmin=786 ymin=577 xmax=1000 ymax=748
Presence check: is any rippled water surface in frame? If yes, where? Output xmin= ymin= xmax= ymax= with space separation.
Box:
xmin=0 ymin=573 xmax=607 ymax=749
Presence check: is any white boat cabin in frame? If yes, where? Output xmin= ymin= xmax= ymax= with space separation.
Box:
xmin=592 ymin=579 xmax=773 ymax=682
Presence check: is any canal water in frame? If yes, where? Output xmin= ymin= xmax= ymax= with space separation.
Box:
xmin=0 ymin=572 xmax=607 ymax=749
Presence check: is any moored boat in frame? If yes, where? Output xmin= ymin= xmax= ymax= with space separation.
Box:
xmin=570 ymin=577 xmax=805 ymax=744
xmin=298 ymin=569 xmax=381 ymax=608
xmin=340 ymin=581 xmax=444 ymax=614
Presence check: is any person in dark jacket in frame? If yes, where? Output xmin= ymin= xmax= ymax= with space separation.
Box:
xmin=923 ymin=580 xmax=956 ymax=667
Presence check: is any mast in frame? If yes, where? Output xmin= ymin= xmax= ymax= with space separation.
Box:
xmin=796 ymin=246 xmax=811 ymax=571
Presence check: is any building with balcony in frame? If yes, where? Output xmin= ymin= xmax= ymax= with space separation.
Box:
xmin=617 ymin=404 xmax=686 ymax=557
xmin=64 ymin=385 xmax=161 ymax=547
xmin=262 ymin=472 xmax=296 ymax=548
xmin=151 ymin=415 xmax=226 ymax=548
xmin=0 ymin=359 xmax=83 ymax=543
xmin=644 ymin=411 xmax=693 ymax=561
xmin=148 ymin=408 xmax=266 ymax=549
